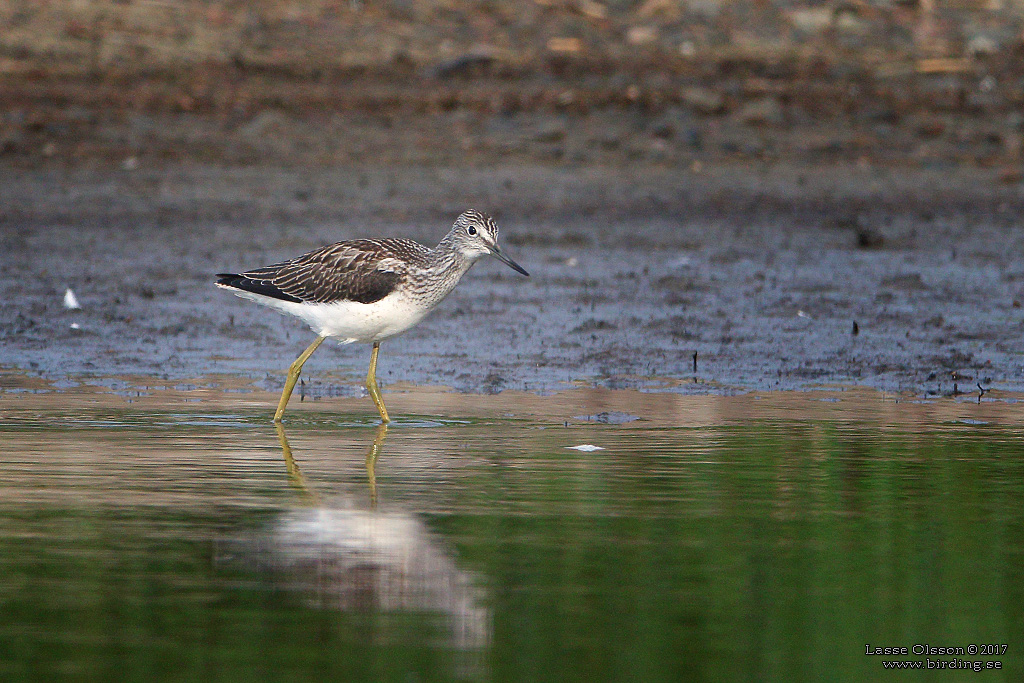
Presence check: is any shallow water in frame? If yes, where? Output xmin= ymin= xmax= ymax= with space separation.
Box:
xmin=0 ymin=390 xmax=1021 ymax=682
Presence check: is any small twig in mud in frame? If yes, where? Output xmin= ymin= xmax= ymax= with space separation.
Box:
xmin=977 ymin=382 xmax=988 ymax=403
xmin=692 ymin=351 xmax=698 ymax=374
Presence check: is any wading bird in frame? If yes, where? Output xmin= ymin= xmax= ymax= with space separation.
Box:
xmin=216 ymin=210 xmax=528 ymax=423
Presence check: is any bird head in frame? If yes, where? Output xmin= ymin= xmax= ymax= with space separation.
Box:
xmin=450 ymin=210 xmax=529 ymax=276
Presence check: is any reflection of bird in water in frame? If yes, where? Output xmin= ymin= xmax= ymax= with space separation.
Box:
xmin=267 ymin=508 xmax=490 ymax=653
xmin=216 ymin=211 xmax=528 ymax=423
xmin=263 ymin=423 xmax=491 ymax=655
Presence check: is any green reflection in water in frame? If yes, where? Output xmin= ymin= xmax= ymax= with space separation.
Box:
xmin=446 ymin=424 xmax=1024 ymax=681
xmin=0 ymin=413 xmax=1020 ymax=682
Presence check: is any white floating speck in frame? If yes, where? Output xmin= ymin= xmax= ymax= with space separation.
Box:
xmin=566 ymin=444 xmax=604 ymax=452
xmin=70 ymin=322 xmax=81 ymax=330
xmin=63 ymin=288 xmax=81 ymax=310
xmin=796 ymin=310 xmax=811 ymax=319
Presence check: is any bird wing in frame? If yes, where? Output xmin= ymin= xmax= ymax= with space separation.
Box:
xmin=227 ymin=239 xmax=428 ymax=305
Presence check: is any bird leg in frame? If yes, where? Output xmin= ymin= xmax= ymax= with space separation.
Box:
xmin=365 ymin=422 xmax=388 ymax=508
xmin=366 ymin=341 xmax=391 ymax=423
xmin=274 ymin=335 xmax=325 ymax=422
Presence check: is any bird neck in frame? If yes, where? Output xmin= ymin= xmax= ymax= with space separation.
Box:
xmin=417 ymin=236 xmax=476 ymax=302
xmin=432 ymin=233 xmax=475 ymax=273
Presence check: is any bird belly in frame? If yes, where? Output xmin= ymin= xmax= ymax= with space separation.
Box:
xmin=315 ymin=293 xmax=432 ymax=342
xmin=221 ymin=285 xmax=434 ymax=343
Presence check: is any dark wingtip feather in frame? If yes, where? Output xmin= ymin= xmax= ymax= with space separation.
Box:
xmin=215 ymin=273 xmax=303 ymax=303
xmin=215 ymin=273 xmax=245 ymax=289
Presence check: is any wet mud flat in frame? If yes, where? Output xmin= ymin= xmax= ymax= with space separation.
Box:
xmin=2 ymin=161 xmax=1024 ymax=397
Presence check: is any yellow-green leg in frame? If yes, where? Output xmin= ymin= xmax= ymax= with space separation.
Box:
xmin=366 ymin=341 xmax=390 ymax=423
xmin=365 ymin=422 xmax=388 ymax=508
xmin=274 ymin=335 xmax=325 ymax=422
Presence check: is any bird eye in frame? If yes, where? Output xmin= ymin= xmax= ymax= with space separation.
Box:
xmin=467 ymin=225 xmax=478 ymax=236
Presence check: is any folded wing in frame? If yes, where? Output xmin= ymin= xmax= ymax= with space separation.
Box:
xmin=217 ymin=239 xmax=426 ymax=305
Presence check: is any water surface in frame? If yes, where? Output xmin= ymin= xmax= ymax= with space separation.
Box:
xmin=0 ymin=390 xmax=1020 ymax=681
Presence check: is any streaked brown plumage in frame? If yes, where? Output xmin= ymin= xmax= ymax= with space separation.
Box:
xmin=217 ymin=239 xmax=429 ymax=305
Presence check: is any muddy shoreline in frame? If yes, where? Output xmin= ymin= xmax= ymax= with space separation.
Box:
xmin=3 ymin=162 xmax=1023 ymax=398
